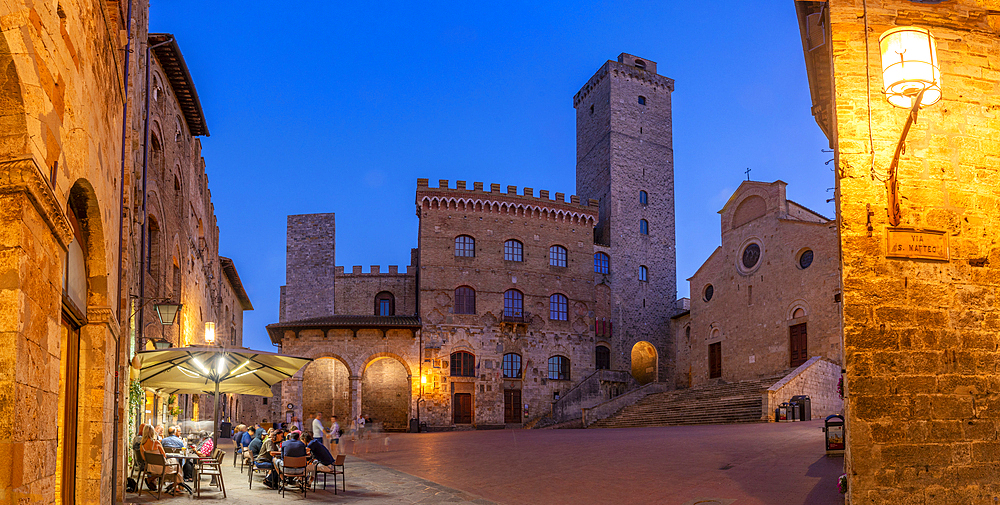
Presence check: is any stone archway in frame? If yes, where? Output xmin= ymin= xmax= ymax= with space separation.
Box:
xmin=301 ymin=357 xmax=353 ymax=423
xmin=361 ymin=357 xmax=410 ymax=431
xmin=630 ymin=341 xmax=658 ymax=385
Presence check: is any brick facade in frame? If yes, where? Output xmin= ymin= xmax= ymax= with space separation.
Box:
xmin=271 ymin=53 xmax=681 ymax=430
xmin=796 ymin=1 xmax=1000 ymax=501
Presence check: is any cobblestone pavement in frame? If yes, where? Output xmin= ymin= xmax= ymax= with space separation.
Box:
xmin=125 ymin=443 xmax=496 ymax=504
xmin=127 ymin=421 xmax=842 ymax=504
xmin=354 ymin=420 xmax=844 ymax=505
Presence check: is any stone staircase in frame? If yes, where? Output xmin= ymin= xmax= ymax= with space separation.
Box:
xmin=588 ymin=375 xmax=786 ymax=429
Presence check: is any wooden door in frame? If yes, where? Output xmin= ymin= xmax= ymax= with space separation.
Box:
xmin=504 ymin=390 xmax=521 ymax=423
xmin=708 ymin=342 xmax=722 ymax=379
xmin=789 ymin=323 xmax=808 ymax=367
xmin=453 ymin=393 xmax=472 ymax=424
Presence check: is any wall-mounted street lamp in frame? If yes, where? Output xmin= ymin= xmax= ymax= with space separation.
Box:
xmin=205 ymin=322 xmax=216 ymax=344
xmin=154 ymin=302 xmax=182 ymax=326
xmin=879 ymin=26 xmax=942 ymax=227
xmin=150 ymin=337 xmax=173 ymax=350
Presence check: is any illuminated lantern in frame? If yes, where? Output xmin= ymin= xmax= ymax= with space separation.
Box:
xmin=879 ymin=26 xmax=941 ymax=108
xmin=205 ymin=321 xmax=216 ymax=344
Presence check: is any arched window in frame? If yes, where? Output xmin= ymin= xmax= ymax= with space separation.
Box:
xmin=454 ymin=286 xmax=476 ymax=314
xmin=549 ymin=245 xmax=567 ymax=267
xmin=549 ymin=293 xmax=568 ymax=321
xmin=594 ymin=252 xmax=610 ymax=274
xmin=503 ymin=289 xmax=523 ymax=319
xmin=374 ymin=291 xmax=395 ymax=316
xmin=504 ymin=240 xmax=523 ymax=262
xmin=639 ymin=265 xmax=648 ymax=282
xmin=450 ymin=351 xmax=475 ymax=377
xmin=639 ymin=190 xmax=648 ymax=205
xmin=455 ymin=235 xmax=475 ymax=257
xmin=548 ymin=356 xmax=570 ymax=380
xmin=596 ymin=345 xmax=611 ymax=370
xmin=502 ymin=353 xmax=522 ymax=379
xmin=640 ymin=219 xmax=649 ymax=235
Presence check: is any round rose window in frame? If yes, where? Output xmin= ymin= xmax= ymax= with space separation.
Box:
xmin=742 ymin=243 xmax=761 ymax=269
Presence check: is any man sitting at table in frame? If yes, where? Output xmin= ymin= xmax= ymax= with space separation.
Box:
xmin=277 ymin=431 xmax=307 ymax=484
xmin=301 ymin=432 xmax=336 ymax=474
xmin=160 ymin=426 xmax=194 ymax=480
xmin=256 ymin=429 xmax=284 ymax=489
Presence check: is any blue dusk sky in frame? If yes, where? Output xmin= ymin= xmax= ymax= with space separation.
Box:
xmin=149 ymin=1 xmax=834 ymax=352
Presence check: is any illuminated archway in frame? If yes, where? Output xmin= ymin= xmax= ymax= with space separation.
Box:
xmin=630 ymin=341 xmax=658 ymax=385
xmin=361 ymin=357 xmax=410 ymax=431
xmin=301 ymin=357 xmax=352 ymax=422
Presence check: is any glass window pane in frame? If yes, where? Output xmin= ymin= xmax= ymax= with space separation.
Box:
xmin=504 ymin=240 xmax=523 ymax=262
xmin=549 ymin=246 xmax=567 ymax=267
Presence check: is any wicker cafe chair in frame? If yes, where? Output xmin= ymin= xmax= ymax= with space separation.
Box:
xmin=313 ymin=454 xmax=346 ymax=494
xmin=142 ymin=451 xmax=181 ymax=500
xmin=278 ymin=455 xmax=309 ymax=498
xmin=195 ymin=449 xmax=227 ymax=497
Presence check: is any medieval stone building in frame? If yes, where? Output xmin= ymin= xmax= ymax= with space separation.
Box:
xmin=795 ymin=0 xmax=1000 ymax=501
xmin=673 ymin=180 xmax=844 ymax=419
xmin=268 ymin=53 xmax=679 ymax=430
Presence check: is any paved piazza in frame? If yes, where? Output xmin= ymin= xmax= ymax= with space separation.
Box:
xmin=131 ymin=421 xmax=842 ymax=504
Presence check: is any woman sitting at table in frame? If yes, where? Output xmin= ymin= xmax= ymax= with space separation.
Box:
xmin=193 ymin=431 xmax=214 ymax=457
xmin=140 ymin=425 xmax=183 ymax=494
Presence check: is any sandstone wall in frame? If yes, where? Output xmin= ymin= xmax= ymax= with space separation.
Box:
xmin=816 ymin=1 xmax=1000 ymax=501
xmin=334 ymin=265 xmax=416 ymax=316
xmin=763 ymin=356 xmax=843 ymax=421
xmin=283 ymin=213 xmax=336 ymax=321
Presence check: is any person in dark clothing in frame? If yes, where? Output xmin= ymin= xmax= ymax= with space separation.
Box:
xmin=302 ymin=432 xmax=335 ymax=473
xmin=257 ymin=429 xmax=284 ymax=488
xmin=247 ymin=427 xmax=263 ymax=459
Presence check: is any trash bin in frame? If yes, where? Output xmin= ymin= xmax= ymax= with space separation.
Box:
xmin=220 ymin=422 xmax=232 ymax=439
xmin=777 ymin=402 xmax=790 ymax=422
xmin=791 ymin=395 xmax=812 ymax=421
xmin=409 ymin=419 xmax=419 ymax=433
xmin=823 ymin=414 xmax=845 ymax=453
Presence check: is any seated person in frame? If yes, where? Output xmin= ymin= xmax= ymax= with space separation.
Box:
xmin=247 ymin=427 xmax=263 ymax=459
xmin=256 ymin=429 xmax=284 ymax=489
xmin=140 ymin=424 xmax=183 ymax=494
xmin=302 ymin=432 xmax=336 ymax=473
xmin=278 ymin=431 xmax=307 ymax=479
xmin=193 ymin=431 xmax=214 ymax=457
xmin=160 ymin=426 xmax=185 ymax=449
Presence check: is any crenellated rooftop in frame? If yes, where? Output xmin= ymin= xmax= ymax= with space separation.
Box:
xmin=416 ymin=178 xmax=599 ymax=226
xmin=334 ymin=265 xmax=414 ymax=275
xmin=573 ymin=55 xmax=675 ymax=107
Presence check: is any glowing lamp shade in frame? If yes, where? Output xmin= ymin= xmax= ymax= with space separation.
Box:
xmin=205 ymin=322 xmax=216 ymax=344
xmin=879 ymin=26 xmax=941 ymax=108
xmin=421 ymin=374 xmax=427 ymax=384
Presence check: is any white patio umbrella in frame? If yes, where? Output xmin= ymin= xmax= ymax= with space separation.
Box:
xmin=135 ymin=346 xmax=312 ymax=445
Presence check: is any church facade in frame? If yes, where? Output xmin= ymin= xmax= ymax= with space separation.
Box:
xmin=268 ymin=53 xmax=680 ymax=430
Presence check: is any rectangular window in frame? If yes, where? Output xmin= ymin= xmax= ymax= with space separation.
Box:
xmin=549 ymin=246 xmax=567 ymax=267
xmin=379 ymin=298 xmax=391 ymax=316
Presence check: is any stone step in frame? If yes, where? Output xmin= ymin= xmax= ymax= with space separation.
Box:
xmin=588 ymin=376 xmax=785 ymax=429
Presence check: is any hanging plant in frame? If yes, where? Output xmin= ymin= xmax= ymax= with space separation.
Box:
xmin=837 ymin=474 xmax=848 ymax=494
xmin=167 ymin=394 xmax=181 ymax=417
xmin=837 ymin=376 xmax=845 ymax=399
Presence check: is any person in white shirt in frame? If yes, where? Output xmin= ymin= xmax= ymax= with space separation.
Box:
xmin=312 ymin=412 xmax=327 ymax=446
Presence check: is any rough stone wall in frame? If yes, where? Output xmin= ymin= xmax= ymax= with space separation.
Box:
xmin=301 ymin=357 xmax=351 ymax=423
xmin=275 ymin=328 xmax=418 ymax=431
xmin=763 ymin=356 xmax=843 ymax=421
xmin=818 ymin=1 xmax=1000 ymax=502
xmin=575 ymin=53 xmax=677 ymax=383
xmin=360 ymin=358 xmax=410 ymax=431
xmin=0 ymin=1 xmax=137 ymax=503
xmin=415 ymin=180 xmax=600 ymax=427
xmin=686 ymin=181 xmax=842 ymax=386
xmin=334 ymin=265 xmax=416 ymax=316
xmin=282 ymin=213 xmax=336 ymax=321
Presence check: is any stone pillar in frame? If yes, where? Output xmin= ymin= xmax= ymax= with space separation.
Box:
xmin=349 ymin=375 xmax=362 ymax=422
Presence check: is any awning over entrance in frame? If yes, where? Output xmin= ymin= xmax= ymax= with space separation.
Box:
xmin=266 ymin=315 xmax=422 ymax=345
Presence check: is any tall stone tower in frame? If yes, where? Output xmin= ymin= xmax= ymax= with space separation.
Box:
xmin=280 ymin=213 xmax=336 ymax=322
xmin=575 ymin=53 xmax=676 ymax=383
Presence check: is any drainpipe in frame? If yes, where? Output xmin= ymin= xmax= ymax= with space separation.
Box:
xmin=111 ymin=2 xmax=134 ymax=503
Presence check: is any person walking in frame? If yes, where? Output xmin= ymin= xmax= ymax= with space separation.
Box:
xmin=329 ymin=415 xmax=341 ymax=454
xmin=312 ymin=412 xmax=327 ymax=447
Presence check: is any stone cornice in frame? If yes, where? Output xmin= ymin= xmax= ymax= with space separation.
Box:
xmin=87 ymin=306 xmax=121 ymax=338
xmin=0 ymin=157 xmax=73 ymax=248
xmin=574 ymin=60 xmax=675 ymax=107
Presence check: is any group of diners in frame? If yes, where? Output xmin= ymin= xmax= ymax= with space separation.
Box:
xmin=237 ymin=424 xmax=338 ymax=490
xmin=134 ymin=423 xmax=216 ymax=496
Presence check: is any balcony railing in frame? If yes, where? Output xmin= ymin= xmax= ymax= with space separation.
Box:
xmin=501 ymin=309 xmax=530 ymax=324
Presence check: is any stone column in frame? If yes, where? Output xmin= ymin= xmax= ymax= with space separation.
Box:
xmin=349 ymin=375 xmax=362 ymax=422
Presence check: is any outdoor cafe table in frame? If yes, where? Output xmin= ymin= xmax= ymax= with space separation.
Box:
xmin=165 ymin=449 xmax=213 ymax=495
